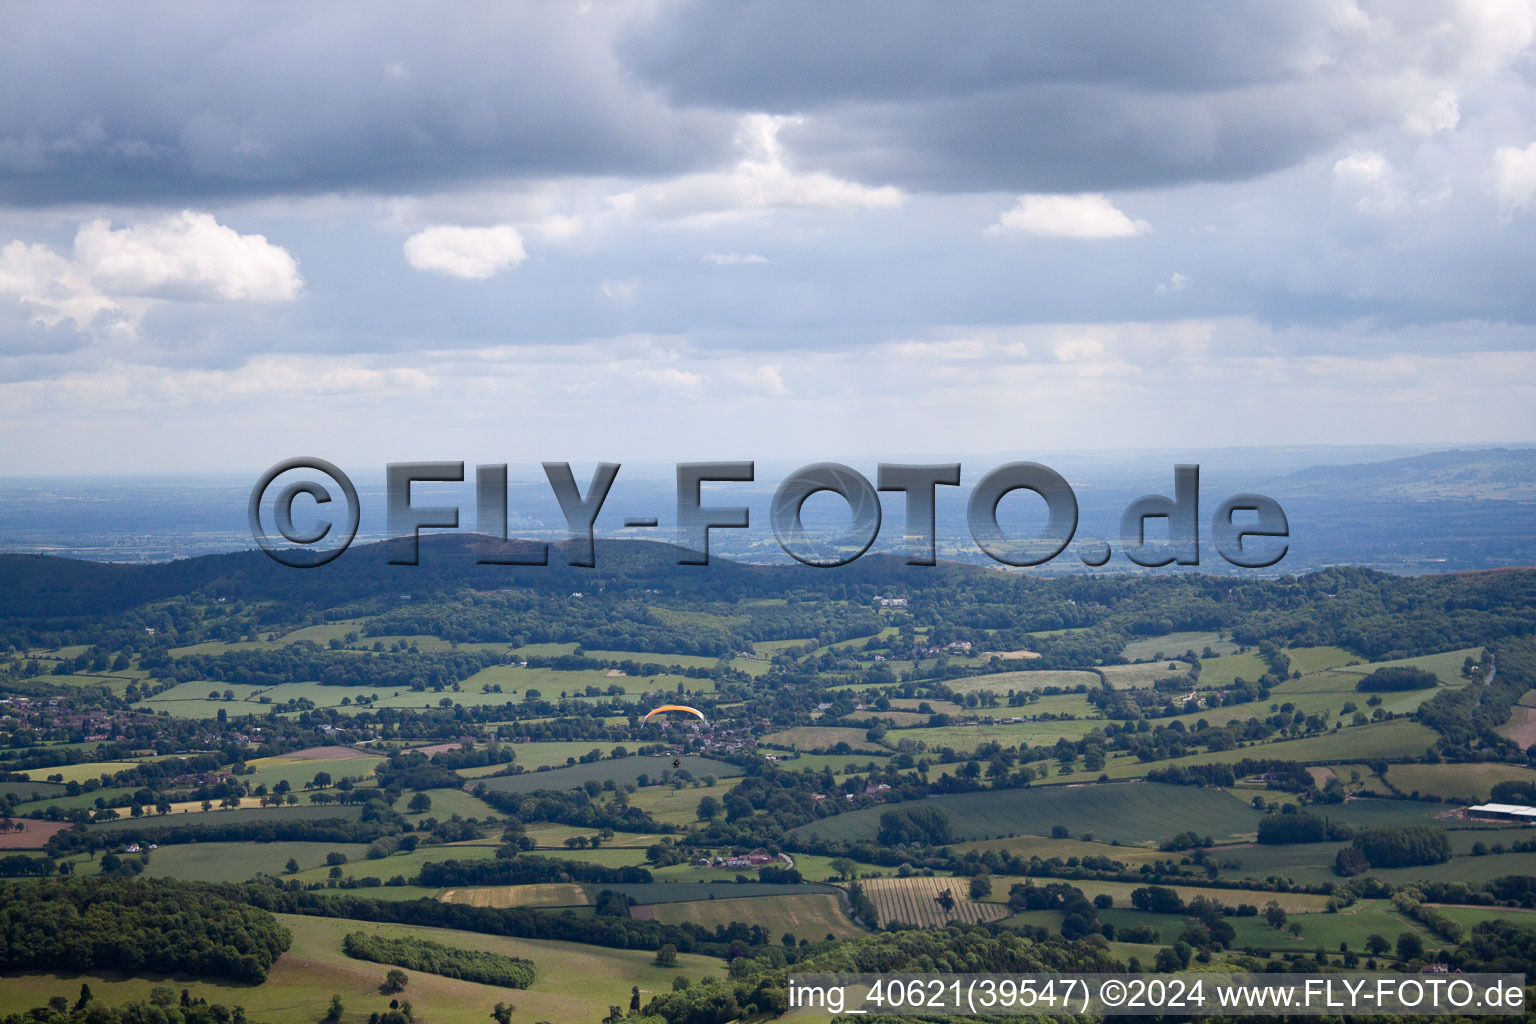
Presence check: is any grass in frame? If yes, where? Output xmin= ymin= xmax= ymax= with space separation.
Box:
xmin=617 ymin=780 xmax=743 ymax=826
xmin=391 ymin=789 xmax=502 ymax=821
xmin=649 ymin=893 xmax=864 ymax=940
xmin=1198 ymin=651 xmax=1272 ymax=687
xmin=855 ymin=876 xmax=1007 ymax=928
xmin=1385 ymin=763 xmax=1536 ymax=802
xmin=1121 ymin=632 xmax=1237 ymax=661
xmin=19 ymin=761 xmax=148 ymax=784
xmin=239 ymin=753 xmax=384 ymax=792
xmin=942 ymin=670 xmax=1100 ymax=696
xmin=984 ymin=877 xmax=1330 ymax=914
xmin=1098 ymin=663 xmax=1191 ymax=690
xmin=440 ymin=883 xmax=591 ymax=908
xmin=761 ymin=726 xmax=886 ymax=752
xmin=142 ymin=842 xmax=373 ymax=882
xmin=0 ymin=911 xmax=726 ymax=1024
xmin=474 ymin=756 xmax=742 ymax=796
xmin=788 ymin=782 xmax=1262 ymax=846
xmin=0 ymin=780 xmax=67 ymax=801
xmin=293 ymin=843 xmax=503 ymax=884
xmin=90 ymin=803 xmax=363 ymax=832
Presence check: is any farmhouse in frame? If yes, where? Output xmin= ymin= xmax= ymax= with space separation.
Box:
xmin=1466 ymin=803 xmax=1536 ymax=822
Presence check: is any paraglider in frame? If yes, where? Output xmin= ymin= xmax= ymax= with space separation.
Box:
xmin=642 ymin=704 xmax=706 ymax=724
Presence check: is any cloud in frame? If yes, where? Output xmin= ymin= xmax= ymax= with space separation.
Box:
xmin=0 ymin=4 xmax=729 ymax=204
xmin=989 ymin=194 xmax=1150 ymax=239
xmin=601 ymin=278 xmax=640 ymax=301
xmin=703 ymin=251 xmax=767 ymax=265
xmin=74 ymin=212 xmax=301 ymax=300
xmin=0 ymin=211 xmax=299 ymax=332
xmin=403 ymin=224 xmax=526 ymax=279
xmin=1494 ymin=142 xmax=1536 ymax=213
xmin=1156 ymin=272 xmax=1191 ymax=294
xmin=610 ymin=114 xmax=902 ymax=225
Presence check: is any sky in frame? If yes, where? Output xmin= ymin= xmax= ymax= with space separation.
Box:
xmin=1 ymin=0 xmax=1534 ymax=476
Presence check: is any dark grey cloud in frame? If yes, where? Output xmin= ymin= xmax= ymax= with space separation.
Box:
xmin=0 ymin=2 xmax=729 ymax=205
xmin=618 ymin=0 xmax=1407 ymax=191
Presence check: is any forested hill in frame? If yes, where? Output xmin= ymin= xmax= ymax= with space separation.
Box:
xmin=0 ymin=535 xmax=989 ymax=622
xmin=2 ymin=537 xmax=1535 ymax=665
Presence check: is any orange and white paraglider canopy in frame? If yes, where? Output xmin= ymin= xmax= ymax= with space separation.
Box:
xmin=642 ymin=704 xmax=706 ymax=724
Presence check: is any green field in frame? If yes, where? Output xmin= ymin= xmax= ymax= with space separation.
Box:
xmin=475 ymin=755 xmax=742 ymax=795
xmin=1121 ymin=632 xmax=1237 ymax=661
xmin=20 ymin=760 xmax=148 ymax=784
xmin=142 ymin=842 xmax=373 ymax=882
xmin=788 ymin=782 xmax=1262 ymax=846
xmin=943 ymin=670 xmax=1100 ymax=696
xmin=0 ymin=911 xmax=723 ymax=1024
xmin=648 ymin=893 xmax=864 ymax=940
xmin=1098 ymin=663 xmax=1191 ymax=690
xmin=761 ymin=726 xmax=886 ymax=752
xmin=90 ymin=803 xmax=364 ymax=832
xmin=1385 ymin=762 xmax=1536 ymax=801
xmin=0 ymin=780 xmax=68 ymax=801
xmin=391 ymin=788 xmax=502 ymax=820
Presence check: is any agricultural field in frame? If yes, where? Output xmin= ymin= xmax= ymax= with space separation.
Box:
xmin=789 ymin=782 xmax=1262 ymax=847
xmin=89 ymin=802 xmax=364 ymax=832
xmin=1121 ymin=632 xmax=1237 ymax=661
xmin=0 ymin=911 xmax=724 ymax=1024
xmin=1385 ymin=762 xmax=1536 ymax=801
xmin=0 ymin=819 xmax=71 ymax=848
xmin=19 ymin=760 xmax=148 ymax=784
xmin=1496 ymin=704 xmax=1536 ymax=749
xmin=648 ymin=893 xmax=865 ymax=940
xmin=239 ymin=749 xmax=384 ymax=791
xmin=985 ymin=877 xmax=1332 ymax=915
xmin=391 ymin=788 xmax=502 ymax=820
xmin=0 ymin=779 xmax=67 ymax=801
xmin=440 ymin=883 xmax=591 ymax=908
xmin=474 ymin=755 xmax=741 ymax=795
xmin=942 ymin=670 xmax=1100 ymax=696
xmin=951 ymin=834 xmax=1166 ymax=866
xmin=855 ymin=875 xmax=1009 ymax=928
xmin=618 ymin=780 xmax=743 ymax=825
xmin=1197 ymin=650 xmax=1272 ymax=687
xmin=141 ymin=842 xmax=373 ymax=882
xmin=1098 ymin=663 xmax=1191 ymax=690
xmin=760 ymin=726 xmax=886 ymax=752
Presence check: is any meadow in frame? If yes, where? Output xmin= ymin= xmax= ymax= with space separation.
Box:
xmin=788 ymin=782 xmax=1262 ymax=846
xmin=648 ymin=893 xmax=865 ymax=941
xmin=856 ymin=875 xmax=1009 ymax=928
xmin=474 ymin=755 xmax=741 ymax=795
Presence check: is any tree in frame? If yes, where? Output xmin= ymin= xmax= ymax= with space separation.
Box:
xmin=630 ymin=986 xmax=641 ymax=1011
xmin=74 ymin=983 xmax=93 ymax=1010
xmin=1264 ymin=901 xmax=1287 ymax=930
xmin=696 ymin=795 xmax=721 ymax=820
xmin=830 ymin=857 xmax=856 ymax=881
xmin=323 ymin=996 xmax=344 ymax=1024
xmin=285 ymin=858 xmax=300 ymax=874
xmin=654 ymin=943 xmax=678 ymax=967
xmin=383 ymin=969 xmax=409 ymax=994
xmin=935 ymin=888 xmax=956 ymax=916
xmin=490 ymin=1004 xmax=514 ymax=1024
xmin=1365 ymin=934 xmax=1391 ymax=955
xmin=1396 ymin=932 xmax=1424 ymax=960
xmin=969 ymin=874 xmax=992 ymax=900
xmin=408 ymin=792 xmax=433 ymax=814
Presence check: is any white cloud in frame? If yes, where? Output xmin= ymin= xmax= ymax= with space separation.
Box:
xmin=403 ymin=224 xmax=527 ymax=279
xmin=1403 ymin=87 xmax=1461 ymax=137
xmin=1156 ymin=272 xmax=1191 ymax=294
xmin=0 ymin=212 xmax=300 ymax=333
xmin=742 ymin=363 xmax=789 ymax=395
xmin=601 ymin=277 xmax=640 ymax=301
xmin=1333 ymin=151 xmax=1387 ymax=185
xmin=636 ymin=366 xmax=701 ymax=389
xmin=612 ymin=114 xmax=902 ymax=225
xmin=73 ymin=212 xmax=302 ymax=301
xmin=1494 ymin=142 xmax=1536 ymax=213
xmin=703 ymin=252 xmax=767 ymax=265
xmin=988 ymin=194 xmax=1150 ymax=239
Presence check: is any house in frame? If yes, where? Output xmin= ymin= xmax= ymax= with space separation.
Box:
xmin=1467 ymin=803 xmax=1536 ymax=822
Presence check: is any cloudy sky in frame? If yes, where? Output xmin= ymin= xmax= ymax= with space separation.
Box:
xmin=1 ymin=0 xmax=1534 ymax=476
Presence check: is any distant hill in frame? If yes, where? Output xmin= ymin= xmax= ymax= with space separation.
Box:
xmin=1272 ymin=448 xmax=1536 ymax=502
